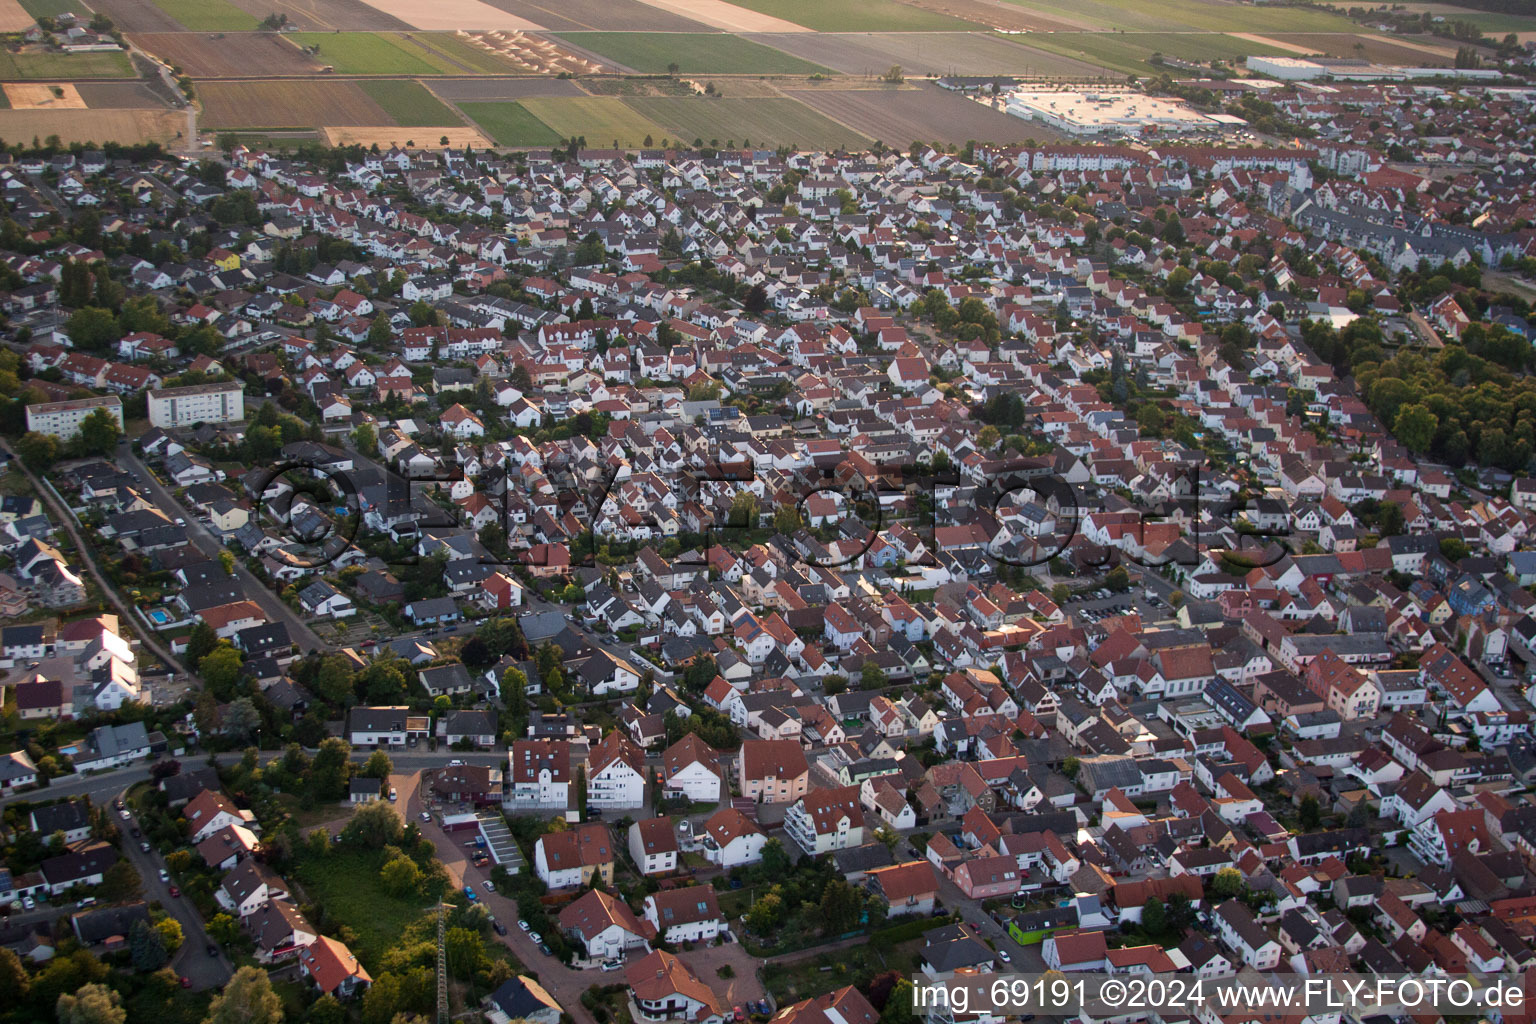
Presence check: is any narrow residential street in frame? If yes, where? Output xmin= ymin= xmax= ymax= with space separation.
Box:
xmin=116 ymin=441 xmax=333 ymax=655
xmin=118 ymin=786 xmax=233 ymax=992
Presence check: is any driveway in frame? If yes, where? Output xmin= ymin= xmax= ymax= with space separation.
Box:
xmin=119 ymin=787 xmax=232 ymax=991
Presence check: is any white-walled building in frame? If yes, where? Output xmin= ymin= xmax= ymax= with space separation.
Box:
xmin=25 ymin=395 xmax=123 ymax=440
xmin=147 ymin=381 xmax=245 ymax=428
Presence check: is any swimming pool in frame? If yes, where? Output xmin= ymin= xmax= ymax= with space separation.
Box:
xmin=146 ymin=608 xmax=171 ymax=625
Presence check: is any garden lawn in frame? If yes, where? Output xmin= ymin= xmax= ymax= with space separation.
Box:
xmin=556 ymin=31 xmax=833 ymax=73
xmin=763 ymin=941 xmax=922 ymax=1004
xmin=288 ymin=32 xmax=446 ymax=75
xmin=359 ymin=79 xmax=460 ymax=125
xmin=289 ymin=846 xmax=445 ymax=968
xmin=149 ymin=0 xmax=257 ymax=31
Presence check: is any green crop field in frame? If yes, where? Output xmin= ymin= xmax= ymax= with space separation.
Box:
xmin=359 ymin=80 xmax=460 ymax=125
xmin=288 ymin=32 xmax=447 ymax=75
xmin=519 ymin=95 xmax=669 ymax=148
xmin=626 ymin=95 xmax=870 ymax=149
xmin=723 ymin=0 xmax=982 ymax=32
xmin=1000 ymin=0 xmax=1359 ymax=32
xmin=557 ymin=31 xmax=834 ymax=73
xmin=19 ymin=0 xmax=83 ymax=17
xmin=1020 ymin=31 xmax=1292 ymax=75
xmin=460 ymin=101 xmax=565 ymax=146
xmin=0 ymin=49 xmax=134 ymax=78
xmin=149 ymin=0 xmax=257 ymax=31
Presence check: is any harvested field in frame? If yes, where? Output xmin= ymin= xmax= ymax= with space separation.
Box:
xmin=0 ymin=49 xmax=135 ymax=78
xmin=358 ymin=79 xmax=460 ymax=124
xmin=0 ymin=108 xmax=184 ymax=144
xmin=324 ymin=124 xmax=491 ymax=146
xmin=129 ymin=32 xmax=321 ymax=77
xmin=463 ymin=30 xmax=604 ymax=74
xmin=3 ymin=82 xmax=85 ymax=107
xmin=481 ymin=0 xmax=714 ymax=32
xmin=223 ymin=0 xmax=412 ymax=30
xmin=626 ymin=95 xmax=868 ymax=149
xmin=76 ymin=80 xmax=170 ymax=106
xmin=149 ymin=0 xmax=257 ymax=30
xmin=425 ymin=76 xmax=584 ymax=99
xmin=517 ymin=95 xmax=668 ymax=147
xmin=1226 ymin=32 xmax=1321 ymax=55
xmin=626 ymin=0 xmax=807 ymax=33
xmin=89 ymin=0 xmax=184 ymax=31
xmin=1018 ymin=31 xmax=1293 ymax=76
xmin=288 ymin=31 xmax=450 ymax=73
xmin=352 ymin=0 xmax=541 ymax=30
xmin=408 ymin=31 xmax=526 ymax=72
xmin=893 ymin=0 xmax=1084 ymax=31
xmin=721 ymin=0 xmax=982 ymax=32
xmin=751 ymin=30 xmax=1107 ymax=77
xmin=1270 ymin=31 xmax=1454 ymax=64
xmin=786 ymin=81 xmax=1062 ymax=145
xmin=998 ymin=0 xmax=1360 ymax=32
xmin=459 ymin=100 xmax=563 ymax=145
xmin=0 ymin=0 xmax=33 ymax=32
xmin=556 ymin=31 xmax=832 ymax=73
xmin=197 ymin=79 xmax=391 ymax=128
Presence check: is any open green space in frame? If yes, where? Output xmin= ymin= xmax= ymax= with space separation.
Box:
xmin=1000 ymin=0 xmax=1361 ymax=32
xmin=459 ymin=100 xmax=563 ymax=146
xmin=18 ymin=0 xmax=83 ymax=17
xmin=723 ymin=0 xmax=981 ymax=32
xmin=557 ymin=31 xmax=834 ymax=73
xmin=0 ymin=49 xmax=133 ymax=78
xmin=288 ymin=32 xmax=447 ymax=75
xmin=763 ymin=941 xmax=922 ymax=1004
xmin=519 ymin=95 xmax=669 ymax=148
xmin=1347 ymin=3 xmax=1536 ymax=33
xmin=1020 ymin=31 xmax=1292 ymax=75
xmin=149 ymin=0 xmax=258 ymax=31
xmin=359 ymin=79 xmax=460 ymax=125
xmin=289 ymin=846 xmax=445 ymax=967
xmin=626 ymin=95 xmax=869 ymax=149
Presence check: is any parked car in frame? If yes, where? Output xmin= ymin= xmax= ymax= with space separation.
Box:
xmin=158 ymin=869 xmax=169 ymax=882
xmin=420 ymin=812 xmax=431 ymax=822
xmin=538 ymin=943 xmax=552 ymax=956
xmin=179 ymin=977 xmax=191 ymax=989
xmin=168 ymin=886 xmax=180 ymax=897
xmin=140 ymin=842 xmax=150 ymax=853
xmin=518 ymin=920 xmax=531 ymax=932
xmin=529 ymin=932 xmax=542 ymax=945
xmin=601 ymin=959 xmax=623 ymax=972
xmin=206 ymin=944 xmax=219 ymax=958
xmin=464 ymin=889 xmax=477 ymax=902
xmin=491 ymin=920 xmax=507 ymax=936
xmin=388 ymin=787 xmax=397 ymax=801
xmin=482 ymin=880 xmax=495 ymax=892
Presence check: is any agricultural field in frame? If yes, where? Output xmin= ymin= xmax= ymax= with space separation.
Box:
xmin=458 ymin=100 xmax=564 ymax=145
xmin=148 ymin=0 xmax=258 ymax=30
xmin=129 ymin=32 xmax=321 ymax=76
xmin=89 ymin=0 xmax=185 ymax=31
xmin=75 ymin=81 xmax=171 ymax=107
xmin=1019 ymin=31 xmax=1294 ymax=76
xmin=0 ymin=49 xmax=135 ymax=79
xmin=425 ymin=76 xmax=585 ymax=99
xmin=0 ymin=107 xmax=184 ymax=144
xmin=787 ymin=81 xmax=1062 ymax=145
xmin=410 ymin=31 xmax=524 ymax=72
xmin=223 ymin=0 xmax=413 ymax=30
xmin=3 ymin=81 xmax=85 ymax=107
xmin=358 ymin=79 xmax=460 ymax=124
xmin=753 ymin=30 xmax=1110 ymax=77
xmin=0 ymin=0 xmax=31 ymax=31
xmin=346 ymin=0 xmax=542 ymax=31
xmin=482 ymin=0 xmax=713 ymax=32
xmin=555 ymin=31 xmax=832 ymax=73
xmin=518 ymin=95 xmax=668 ymax=147
xmin=1330 ymin=2 xmax=1536 ymax=34
xmin=626 ymin=94 xmax=870 ymax=148
xmin=997 ymin=0 xmax=1362 ymax=33
xmin=893 ymin=0 xmax=1080 ymax=31
xmin=1271 ymin=31 xmax=1455 ymax=64
xmin=323 ymin=124 xmax=491 ymax=146
xmin=197 ymin=78 xmax=393 ymax=128
xmin=287 ymin=31 xmax=458 ymax=73
xmin=721 ymin=0 xmax=982 ymax=32
xmin=19 ymin=0 xmax=84 ymax=17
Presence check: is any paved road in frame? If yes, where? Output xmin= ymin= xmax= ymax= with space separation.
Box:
xmin=117 ymin=441 xmax=333 ymax=655
xmin=1 ymin=439 xmax=189 ymax=677
xmin=118 ymin=790 xmax=232 ymax=992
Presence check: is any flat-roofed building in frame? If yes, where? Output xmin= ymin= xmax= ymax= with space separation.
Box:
xmin=25 ymin=395 xmax=123 ymax=440
xmin=147 ymin=381 xmax=244 ymax=428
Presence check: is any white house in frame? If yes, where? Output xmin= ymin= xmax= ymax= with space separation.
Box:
xmin=558 ymin=888 xmax=650 ymax=962
xmin=641 ymin=886 xmax=727 ymax=945
xmin=628 ymin=817 xmax=680 ymax=876
xmin=661 ymin=733 xmax=723 ymax=803
xmin=587 ymin=732 xmax=647 ymax=810
xmin=783 ymin=786 xmax=864 ymax=856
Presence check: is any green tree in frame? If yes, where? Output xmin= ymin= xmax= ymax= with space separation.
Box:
xmin=1141 ymin=896 xmax=1167 ymax=938
xmin=1299 ymin=793 xmax=1321 ymax=830
xmin=100 ymin=859 xmax=141 ymax=903
xmin=307 ymin=995 xmax=346 ymax=1024
xmin=879 ymin=979 xmax=916 ymax=1024
xmin=208 ymin=913 xmax=241 ymax=947
xmin=1393 ymin=403 xmax=1437 ymax=453
xmin=75 ymin=407 xmax=122 ymax=456
xmin=16 ymin=431 xmax=59 ymax=469
xmin=345 ymin=798 xmax=405 ymax=847
xmin=744 ymin=891 xmax=783 ymax=934
xmin=1105 ymin=565 xmax=1130 ymax=592
xmin=773 ymin=505 xmax=802 ymax=534
xmin=364 ymin=749 xmax=393 ymax=778
xmin=1209 ymin=867 xmax=1243 ymax=900
xmin=380 ymin=855 xmax=421 ymax=897
xmin=1051 ymin=584 xmax=1070 ymax=605
xmin=445 ymin=926 xmax=487 ymax=979
xmin=352 ymin=422 xmax=377 ymax=455
xmin=760 ymin=837 xmax=791 ymax=877
xmin=0 ymin=948 xmax=28 ymax=1000
xmin=129 ymin=918 xmax=168 ymax=971
xmin=1165 ymin=265 xmax=1192 ymax=297
xmin=1440 ymin=536 xmax=1470 ymax=562
xmin=57 ymin=984 xmax=125 ymax=1024
xmin=860 ymin=661 xmax=887 ymax=691
xmin=223 ymin=697 xmax=260 ymax=741
xmin=66 ymin=306 xmax=122 ymax=353
xmin=204 ymin=966 xmax=284 ymax=1024
xmin=154 ymin=916 xmax=183 ymax=953
xmin=199 ymin=644 xmax=244 ymax=698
